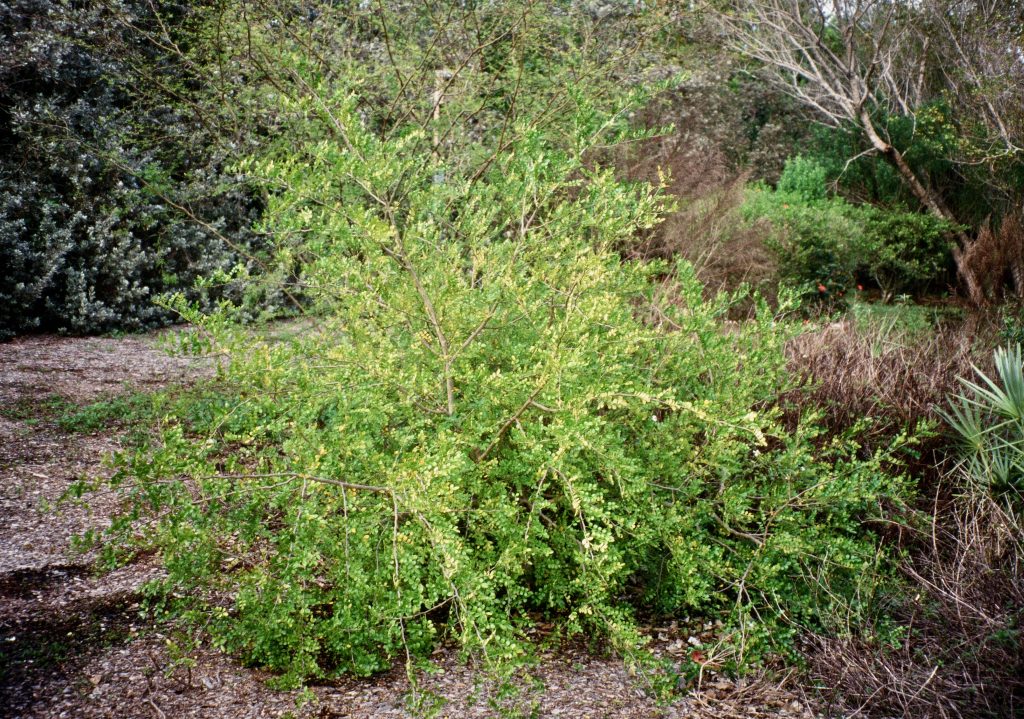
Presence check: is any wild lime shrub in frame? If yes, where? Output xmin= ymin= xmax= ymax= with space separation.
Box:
xmin=105 ymin=103 xmax=909 ymax=685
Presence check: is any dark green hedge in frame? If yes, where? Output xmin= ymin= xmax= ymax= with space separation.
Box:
xmin=0 ymin=0 xmax=271 ymax=338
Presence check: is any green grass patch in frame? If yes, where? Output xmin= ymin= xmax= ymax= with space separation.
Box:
xmin=849 ymin=300 xmax=965 ymax=357
xmin=57 ymin=392 xmax=162 ymax=434
xmin=0 ymin=394 xmax=76 ymax=424
xmin=0 ymin=389 xmax=169 ymax=436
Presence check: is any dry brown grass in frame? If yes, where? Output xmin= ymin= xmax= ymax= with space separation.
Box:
xmin=807 ymin=489 xmax=1024 ymax=719
xmin=607 ymin=133 xmax=776 ymax=295
xmin=783 ymin=311 xmax=991 ymax=442
xmin=640 ymin=175 xmax=776 ymax=295
xmin=789 ymin=309 xmax=1023 ymax=718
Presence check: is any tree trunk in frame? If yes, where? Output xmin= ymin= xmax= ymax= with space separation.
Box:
xmin=859 ymin=110 xmax=954 ymax=226
xmin=858 ymin=109 xmax=983 ymax=303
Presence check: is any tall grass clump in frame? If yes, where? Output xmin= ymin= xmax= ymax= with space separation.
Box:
xmin=786 ymin=303 xmax=982 ymax=443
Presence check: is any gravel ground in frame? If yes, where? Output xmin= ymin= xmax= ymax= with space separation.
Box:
xmin=0 ymin=331 xmax=825 ymax=719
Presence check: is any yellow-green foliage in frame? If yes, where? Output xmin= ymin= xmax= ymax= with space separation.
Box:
xmin=99 ymin=1 xmax=911 ymax=687
xmin=103 ymin=99 xmax=911 ymax=686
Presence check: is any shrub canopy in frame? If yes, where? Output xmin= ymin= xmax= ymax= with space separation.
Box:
xmin=0 ymin=0 xmax=270 ymax=337
xmin=108 ymin=58 xmax=910 ymax=682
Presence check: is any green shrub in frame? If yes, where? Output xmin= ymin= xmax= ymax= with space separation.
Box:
xmin=0 ymin=1 xmax=272 ymax=338
xmin=776 ymin=155 xmax=829 ymax=202
xmin=860 ymin=209 xmax=953 ymax=300
xmin=1001 ymin=305 xmax=1024 ymax=347
xmin=97 ymin=81 xmax=912 ymax=685
xmin=798 ymin=105 xmax=1021 ymax=230
xmin=745 ymin=156 xmax=953 ymax=307
xmin=743 ymin=182 xmax=863 ymax=307
xmin=57 ymin=392 xmax=161 ymax=434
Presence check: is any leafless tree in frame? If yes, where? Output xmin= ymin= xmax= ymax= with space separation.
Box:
xmin=925 ymin=0 xmax=1024 ymax=165
xmin=712 ymin=0 xmax=1023 ymax=303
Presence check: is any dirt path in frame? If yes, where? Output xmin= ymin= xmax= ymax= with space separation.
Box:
xmin=0 ymin=332 xmax=822 ymax=719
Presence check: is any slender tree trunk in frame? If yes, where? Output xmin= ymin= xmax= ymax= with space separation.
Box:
xmin=859 ymin=109 xmax=984 ymax=303
xmin=859 ymin=110 xmax=952 ymax=225
xmin=1006 ymin=210 xmax=1024 ymax=299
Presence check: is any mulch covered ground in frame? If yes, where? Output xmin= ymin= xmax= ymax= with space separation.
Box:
xmin=0 ymin=332 xmax=823 ymax=719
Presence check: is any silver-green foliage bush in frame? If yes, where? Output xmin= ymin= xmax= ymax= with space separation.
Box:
xmin=0 ymin=1 xmax=269 ymax=337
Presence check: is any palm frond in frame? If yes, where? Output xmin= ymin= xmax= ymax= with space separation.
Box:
xmin=945 ymin=345 xmax=1024 ymax=494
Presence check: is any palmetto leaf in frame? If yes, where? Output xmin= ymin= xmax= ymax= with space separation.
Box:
xmin=938 ymin=397 xmax=986 ymax=453
xmin=945 ymin=344 xmax=1024 ymax=493
xmin=958 ymin=345 xmax=1024 ymax=421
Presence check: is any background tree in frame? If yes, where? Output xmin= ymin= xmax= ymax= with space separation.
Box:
xmin=713 ymin=0 xmax=1024 ymax=304
xmin=925 ymin=0 xmax=1023 ymax=169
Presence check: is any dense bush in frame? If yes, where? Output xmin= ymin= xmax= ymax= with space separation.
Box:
xmin=775 ymin=155 xmax=829 ymax=202
xmin=802 ymin=105 xmax=1023 ymax=231
xmin=0 ymin=0 xmax=269 ymax=338
xmin=860 ymin=210 xmax=952 ymax=301
xmin=743 ymin=170 xmax=863 ymax=307
xmin=95 ymin=44 xmax=916 ymax=683
xmin=745 ymin=157 xmax=953 ymax=308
